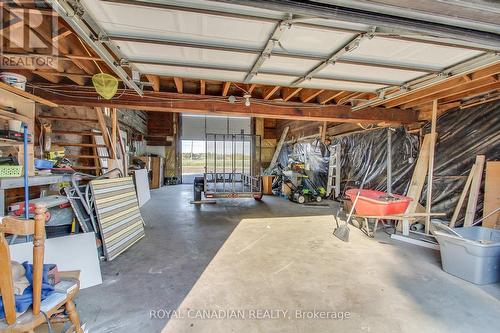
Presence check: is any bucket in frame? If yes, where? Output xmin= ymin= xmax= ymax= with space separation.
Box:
xmin=8 ymin=119 xmax=23 ymax=132
xmin=0 ymin=72 xmax=27 ymax=91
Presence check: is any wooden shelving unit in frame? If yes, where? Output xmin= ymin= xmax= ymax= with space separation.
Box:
xmin=0 ymin=84 xmax=48 ymax=176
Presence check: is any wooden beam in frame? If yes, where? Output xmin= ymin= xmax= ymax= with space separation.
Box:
xmin=65 ymin=74 xmax=86 ymax=86
xmin=36 ymin=87 xmax=419 ymax=124
xmin=248 ymin=84 xmax=256 ymax=94
xmin=173 ymin=77 xmax=183 ymax=93
xmin=440 ymin=81 xmax=500 ymax=104
xmin=262 ymin=86 xmax=280 ymax=100
xmin=146 ymin=74 xmax=160 ymax=92
xmin=281 ymin=87 xmax=302 ymax=102
xmin=299 ymin=89 xmax=324 ymax=103
xmin=401 ymin=76 xmax=500 ymax=109
xmin=52 ymin=29 xmax=72 ymax=42
xmin=317 ymin=90 xmax=343 ymax=105
xmin=222 ymin=81 xmax=231 ymax=97
xmin=35 ymin=72 xmax=61 ymax=84
xmin=383 ymin=63 xmax=500 ymax=108
xmin=200 ymin=80 xmax=206 ymax=95
xmin=0 ymin=82 xmax=57 ymax=107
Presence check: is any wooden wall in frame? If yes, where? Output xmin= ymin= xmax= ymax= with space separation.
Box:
xmin=146 ymin=112 xmax=174 ymax=146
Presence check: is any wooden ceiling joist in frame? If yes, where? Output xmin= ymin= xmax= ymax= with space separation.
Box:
xmin=173 ymin=77 xmax=183 ymax=93
xmin=145 ymin=74 xmax=160 ymax=92
xmin=299 ymin=89 xmax=324 ymax=103
xmin=35 ymin=72 xmax=61 ymax=84
xmin=248 ymin=84 xmax=256 ymax=94
xmin=440 ymin=82 xmax=500 ymax=104
xmin=383 ymin=63 xmax=500 ymax=108
xmin=222 ymin=81 xmax=231 ymax=96
xmin=200 ymin=80 xmax=206 ymax=95
xmin=401 ymin=76 xmax=500 ymax=109
xmin=65 ymin=74 xmax=86 ymax=86
xmin=281 ymin=87 xmax=302 ymax=102
xmin=317 ymin=91 xmax=343 ymax=105
xmin=262 ymin=86 xmax=280 ymax=100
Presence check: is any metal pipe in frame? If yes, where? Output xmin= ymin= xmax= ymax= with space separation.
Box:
xmin=23 ymin=124 xmax=29 ymax=220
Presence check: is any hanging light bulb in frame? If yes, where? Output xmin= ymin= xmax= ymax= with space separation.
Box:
xmin=243 ymin=93 xmax=251 ymax=107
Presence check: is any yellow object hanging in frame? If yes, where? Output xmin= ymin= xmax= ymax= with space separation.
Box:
xmin=92 ymin=73 xmax=119 ymax=99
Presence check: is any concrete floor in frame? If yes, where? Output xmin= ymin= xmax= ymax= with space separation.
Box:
xmin=76 ymin=185 xmax=500 ymax=333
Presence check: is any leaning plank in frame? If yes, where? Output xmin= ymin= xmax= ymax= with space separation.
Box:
xmin=401 ymin=134 xmax=431 ymax=233
xmin=464 ymin=155 xmax=485 ymax=227
xmin=267 ymin=126 xmax=289 ymax=172
xmin=449 ymin=163 xmax=476 ymax=228
xmin=483 ymin=161 xmax=500 ymax=228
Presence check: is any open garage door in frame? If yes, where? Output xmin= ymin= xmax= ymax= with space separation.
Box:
xmin=181 ymin=114 xmax=251 ymax=183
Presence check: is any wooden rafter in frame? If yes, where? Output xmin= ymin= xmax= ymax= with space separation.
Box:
xmin=65 ymin=74 xmax=86 ymax=86
xmin=401 ymin=76 xmax=500 ymax=109
xmin=440 ymin=82 xmax=500 ymax=104
xmin=200 ymin=80 xmax=206 ymax=95
xmin=281 ymin=87 xmax=302 ymax=102
xmin=299 ymin=89 xmax=324 ymax=103
xmin=382 ymin=63 xmax=500 ymax=108
xmin=262 ymin=86 xmax=280 ymax=100
xmin=52 ymin=29 xmax=72 ymax=42
xmin=222 ymin=81 xmax=231 ymax=96
xmin=35 ymin=72 xmax=61 ymax=84
xmin=173 ymin=77 xmax=183 ymax=93
xmin=317 ymin=91 xmax=344 ymax=105
xmin=145 ymin=74 xmax=160 ymax=92
xmin=248 ymin=84 xmax=256 ymax=94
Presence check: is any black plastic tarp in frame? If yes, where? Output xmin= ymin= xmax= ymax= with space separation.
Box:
xmin=273 ymin=100 xmax=500 ymax=225
xmin=420 ymin=100 xmax=500 ymax=224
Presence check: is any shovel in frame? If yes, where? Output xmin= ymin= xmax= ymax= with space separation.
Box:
xmin=333 ymin=167 xmax=370 ymax=242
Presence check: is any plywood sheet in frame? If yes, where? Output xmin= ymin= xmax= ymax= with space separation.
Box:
xmin=9 ymin=232 xmax=102 ymax=289
xmin=483 ymin=161 xmax=500 ymax=228
xmin=133 ymin=169 xmax=151 ymax=207
xmin=90 ymin=177 xmax=145 ymax=261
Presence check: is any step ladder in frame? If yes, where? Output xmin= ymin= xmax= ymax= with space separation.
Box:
xmin=326 ymin=144 xmax=341 ymax=198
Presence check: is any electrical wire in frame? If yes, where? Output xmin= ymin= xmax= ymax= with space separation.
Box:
xmin=28 ymin=83 xmax=339 ymax=109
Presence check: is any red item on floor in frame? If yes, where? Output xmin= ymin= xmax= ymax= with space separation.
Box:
xmin=345 ymin=189 xmax=412 ymax=216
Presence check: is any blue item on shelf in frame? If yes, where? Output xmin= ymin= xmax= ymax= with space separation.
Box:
xmin=34 ymin=159 xmax=55 ymax=170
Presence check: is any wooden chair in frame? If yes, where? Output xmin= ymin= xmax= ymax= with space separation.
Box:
xmin=0 ymin=205 xmax=83 ymax=333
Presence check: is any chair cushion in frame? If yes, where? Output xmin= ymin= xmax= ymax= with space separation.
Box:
xmin=0 ymin=279 xmax=78 ymax=329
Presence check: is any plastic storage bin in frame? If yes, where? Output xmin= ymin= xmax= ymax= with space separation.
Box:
xmin=434 ymin=227 xmax=500 ymax=285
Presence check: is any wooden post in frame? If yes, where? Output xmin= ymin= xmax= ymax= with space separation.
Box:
xmin=425 ymin=100 xmax=438 ymax=234
xmin=321 ymin=122 xmax=327 ymax=142
xmin=32 ymin=204 xmax=46 ymax=315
